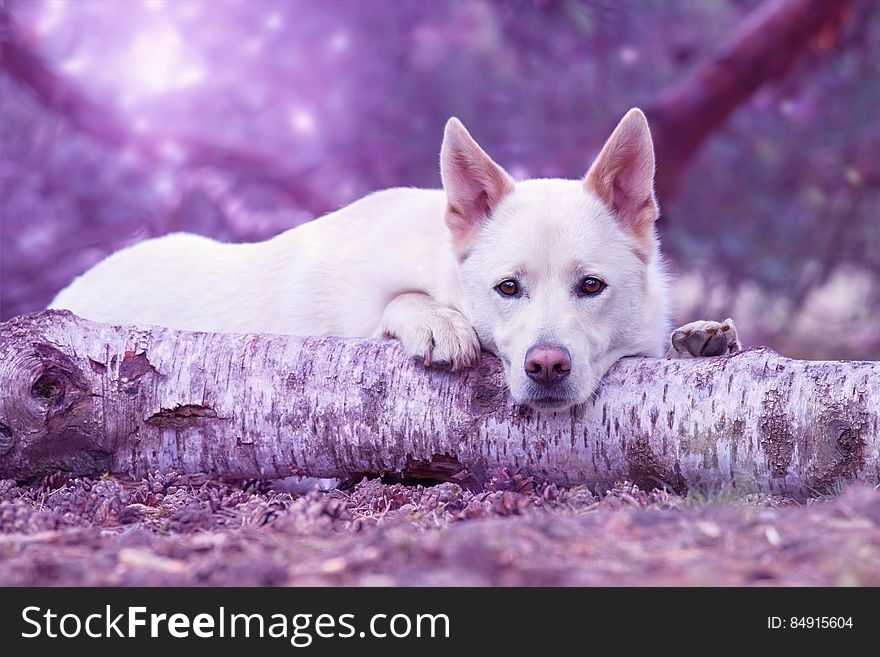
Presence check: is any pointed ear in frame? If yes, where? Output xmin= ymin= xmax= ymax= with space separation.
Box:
xmin=584 ymin=108 xmax=659 ymax=259
xmin=441 ymin=118 xmax=515 ymax=250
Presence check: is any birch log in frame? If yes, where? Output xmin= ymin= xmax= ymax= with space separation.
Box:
xmin=1 ymin=311 xmax=878 ymax=496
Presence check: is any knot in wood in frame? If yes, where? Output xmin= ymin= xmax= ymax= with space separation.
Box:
xmin=831 ymin=420 xmax=857 ymax=455
xmin=0 ymin=423 xmax=13 ymax=456
xmin=31 ymin=368 xmax=69 ymax=408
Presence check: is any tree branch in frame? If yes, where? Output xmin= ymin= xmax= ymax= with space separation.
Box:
xmin=1 ymin=311 xmax=877 ymax=497
xmin=0 ymin=9 xmax=332 ymax=211
xmin=648 ymin=0 xmax=852 ymax=200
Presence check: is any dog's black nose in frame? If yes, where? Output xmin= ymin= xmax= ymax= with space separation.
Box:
xmin=524 ymin=345 xmax=571 ymax=385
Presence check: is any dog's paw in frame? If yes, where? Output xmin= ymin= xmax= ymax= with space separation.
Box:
xmin=666 ymin=318 xmax=741 ymax=359
xmin=391 ymin=307 xmax=481 ymax=370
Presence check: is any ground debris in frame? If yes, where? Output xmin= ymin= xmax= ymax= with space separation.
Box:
xmin=0 ymin=472 xmax=878 ymax=586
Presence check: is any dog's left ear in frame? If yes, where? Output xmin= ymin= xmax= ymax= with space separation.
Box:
xmin=585 ymin=108 xmax=659 ymax=260
xmin=441 ymin=118 xmax=515 ymax=251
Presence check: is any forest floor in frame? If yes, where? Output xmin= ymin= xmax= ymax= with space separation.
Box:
xmin=1 ymin=471 xmax=878 ymax=586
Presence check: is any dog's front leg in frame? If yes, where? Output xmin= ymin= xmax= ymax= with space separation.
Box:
xmin=666 ymin=318 xmax=742 ymax=359
xmin=375 ymin=292 xmax=481 ymax=370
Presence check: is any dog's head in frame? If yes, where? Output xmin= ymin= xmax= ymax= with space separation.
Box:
xmin=441 ymin=109 xmax=667 ymax=411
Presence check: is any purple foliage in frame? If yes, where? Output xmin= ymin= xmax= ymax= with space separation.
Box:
xmin=1 ymin=0 xmax=878 ymax=357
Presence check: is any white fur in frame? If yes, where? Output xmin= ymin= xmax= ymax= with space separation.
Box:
xmin=51 ymin=109 xmax=670 ymax=410
xmin=459 ymin=178 xmax=669 ymax=408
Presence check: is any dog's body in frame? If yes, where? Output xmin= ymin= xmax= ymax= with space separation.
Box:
xmin=51 ymin=109 xmax=739 ymax=410
xmin=52 ymin=188 xmax=460 ymax=337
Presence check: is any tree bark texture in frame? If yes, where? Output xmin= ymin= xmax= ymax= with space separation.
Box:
xmin=1 ymin=311 xmax=877 ymax=497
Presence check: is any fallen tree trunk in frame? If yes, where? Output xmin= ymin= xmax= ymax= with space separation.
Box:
xmin=1 ymin=311 xmax=877 ymax=497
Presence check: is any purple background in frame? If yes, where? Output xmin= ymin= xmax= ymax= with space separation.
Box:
xmin=1 ymin=0 xmax=878 ymax=359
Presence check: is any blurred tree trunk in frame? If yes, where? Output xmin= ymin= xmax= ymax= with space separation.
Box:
xmin=2 ymin=311 xmax=877 ymax=497
xmin=648 ymin=0 xmax=852 ymax=200
xmin=1 ymin=1 xmax=853 ymax=211
xmin=0 ymin=9 xmax=330 ymax=210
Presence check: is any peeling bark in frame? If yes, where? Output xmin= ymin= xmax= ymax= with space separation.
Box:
xmin=1 ymin=311 xmax=878 ymax=497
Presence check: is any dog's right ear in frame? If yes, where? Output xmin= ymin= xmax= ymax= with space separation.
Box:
xmin=441 ymin=118 xmax=515 ymax=251
xmin=584 ymin=108 xmax=659 ymax=261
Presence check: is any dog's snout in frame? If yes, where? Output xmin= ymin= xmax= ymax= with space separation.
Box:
xmin=524 ymin=345 xmax=571 ymax=385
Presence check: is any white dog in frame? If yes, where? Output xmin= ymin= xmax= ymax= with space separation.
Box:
xmin=51 ymin=109 xmax=740 ymax=410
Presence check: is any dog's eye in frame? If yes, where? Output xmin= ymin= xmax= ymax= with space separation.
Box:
xmin=580 ymin=276 xmax=606 ymax=296
xmin=495 ymin=279 xmax=519 ymax=297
